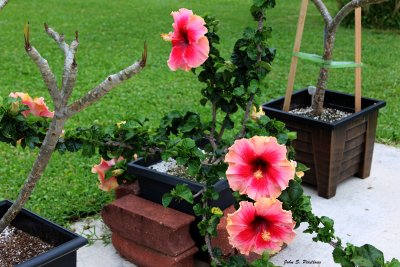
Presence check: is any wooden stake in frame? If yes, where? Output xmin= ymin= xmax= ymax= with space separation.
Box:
xmin=355 ymin=7 xmax=362 ymax=112
xmin=283 ymin=0 xmax=309 ymax=112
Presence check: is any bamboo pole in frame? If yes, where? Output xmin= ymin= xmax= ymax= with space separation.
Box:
xmin=355 ymin=7 xmax=362 ymax=112
xmin=283 ymin=0 xmax=309 ymax=112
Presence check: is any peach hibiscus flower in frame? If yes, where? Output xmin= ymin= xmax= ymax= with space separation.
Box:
xmin=91 ymin=157 xmax=124 ymax=191
xmin=162 ymin=8 xmax=209 ymax=71
xmin=226 ymin=198 xmax=296 ymax=255
xmin=225 ymin=136 xmax=295 ymax=200
xmin=9 ymin=92 xmax=54 ymax=118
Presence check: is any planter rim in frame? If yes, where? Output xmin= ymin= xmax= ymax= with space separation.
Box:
xmin=262 ymin=89 xmax=386 ymax=129
xmin=127 ymin=157 xmax=228 ymax=193
xmin=0 ymin=199 xmax=88 ymax=267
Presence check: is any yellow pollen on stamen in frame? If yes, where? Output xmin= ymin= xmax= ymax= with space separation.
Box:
xmin=261 ymin=230 xmax=271 ymax=241
xmin=254 ymin=169 xmax=263 ymax=180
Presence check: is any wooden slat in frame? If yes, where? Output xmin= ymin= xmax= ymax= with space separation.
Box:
xmin=283 ymin=0 xmax=309 ymax=111
xmin=355 ymin=7 xmax=362 ymax=112
xmin=344 ymin=135 xmax=365 ymax=152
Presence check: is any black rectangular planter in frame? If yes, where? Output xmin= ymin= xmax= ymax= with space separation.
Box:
xmin=0 ymin=200 xmax=87 ymax=267
xmin=127 ymin=157 xmax=235 ymax=260
xmin=262 ymin=89 xmax=385 ymax=198
xmin=127 ymin=157 xmax=234 ymax=215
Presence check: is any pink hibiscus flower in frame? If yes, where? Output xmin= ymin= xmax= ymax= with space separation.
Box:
xmin=227 ymin=198 xmax=296 ymax=255
xmin=225 ymin=136 xmax=295 ymax=200
xmin=9 ymin=92 xmax=54 ymax=118
xmin=91 ymin=157 xmax=124 ymax=191
xmin=162 ymin=8 xmax=209 ymax=71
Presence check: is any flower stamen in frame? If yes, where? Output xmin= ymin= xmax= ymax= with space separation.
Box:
xmin=261 ymin=230 xmax=271 ymax=241
xmin=254 ymin=169 xmax=263 ymax=180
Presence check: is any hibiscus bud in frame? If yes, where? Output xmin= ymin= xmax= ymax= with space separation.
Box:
xmin=116 ymin=121 xmax=126 ymax=129
xmin=111 ymin=169 xmax=124 ymax=176
xmin=250 ymin=106 xmax=265 ymax=121
xmin=211 ymin=207 xmax=223 ymax=216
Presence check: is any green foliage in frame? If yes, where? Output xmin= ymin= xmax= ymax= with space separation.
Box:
xmin=333 ymin=243 xmax=388 ymax=267
xmin=0 ymin=97 xmax=49 ymax=149
xmin=162 ymin=184 xmax=194 ymax=207
xmin=337 ymin=0 xmax=400 ymax=29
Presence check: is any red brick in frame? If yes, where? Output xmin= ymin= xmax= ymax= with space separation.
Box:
xmin=102 ymin=194 xmax=195 ymax=257
xmin=112 ymin=232 xmax=197 ymax=267
xmin=211 ymin=205 xmax=261 ymax=262
xmin=115 ymin=180 xmax=140 ymax=199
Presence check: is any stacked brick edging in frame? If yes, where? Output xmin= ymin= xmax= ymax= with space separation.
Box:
xmin=102 ymin=194 xmax=198 ymax=267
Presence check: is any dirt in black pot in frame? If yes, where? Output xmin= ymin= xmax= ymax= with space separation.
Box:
xmin=289 ymin=107 xmax=351 ymax=123
xmin=0 ymin=225 xmax=54 ymax=267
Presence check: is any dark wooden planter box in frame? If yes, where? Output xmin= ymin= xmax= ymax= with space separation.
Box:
xmin=0 ymin=200 xmax=87 ymax=267
xmin=262 ymin=89 xmax=385 ymax=198
xmin=127 ymin=157 xmax=234 ymax=214
xmin=127 ymin=157 xmax=235 ymax=260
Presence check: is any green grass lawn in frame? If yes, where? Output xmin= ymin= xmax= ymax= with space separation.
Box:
xmin=0 ymin=0 xmax=399 ymax=225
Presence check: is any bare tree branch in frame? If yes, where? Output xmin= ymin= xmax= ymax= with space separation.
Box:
xmin=312 ymin=0 xmax=333 ymax=25
xmin=0 ymin=0 xmax=9 ymax=10
xmin=44 ymin=23 xmax=69 ymax=55
xmin=66 ymin=42 xmax=147 ymax=117
xmin=0 ymin=25 xmax=147 ymax=234
xmin=333 ymin=0 xmax=389 ymax=26
xmin=25 ymin=46 xmax=61 ymax=104
xmin=61 ymin=36 xmax=79 ymax=105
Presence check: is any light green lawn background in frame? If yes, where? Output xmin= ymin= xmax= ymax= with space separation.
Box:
xmin=0 ymin=0 xmax=398 ymax=224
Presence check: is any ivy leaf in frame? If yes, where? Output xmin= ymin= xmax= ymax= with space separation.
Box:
xmin=162 ymin=193 xmax=173 ymax=207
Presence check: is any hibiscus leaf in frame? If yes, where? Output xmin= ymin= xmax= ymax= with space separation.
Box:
xmin=162 ymin=193 xmax=173 ymax=207
xmin=351 ymin=244 xmax=385 ymax=267
xmin=172 ymin=184 xmax=194 ymax=204
xmin=333 ymin=247 xmax=355 ymax=267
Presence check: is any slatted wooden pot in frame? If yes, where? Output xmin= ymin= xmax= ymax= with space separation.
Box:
xmin=262 ymin=89 xmax=385 ymax=198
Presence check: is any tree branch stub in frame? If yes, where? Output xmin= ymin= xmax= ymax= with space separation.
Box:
xmin=0 ymin=0 xmax=9 ymax=11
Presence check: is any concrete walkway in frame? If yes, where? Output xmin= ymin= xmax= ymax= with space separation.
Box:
xmin=75 ymin=143 xmax=400 ymax=267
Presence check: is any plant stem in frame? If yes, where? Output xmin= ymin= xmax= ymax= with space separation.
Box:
xmin=0 ymin=25 xmax=146 ymax=234
xmin=238 ymin=10 xmax=264 ymax=138
xmin=216 ymin=113 xmax=230 ymax=143
xmin=0 ymin=116 xmax=66 ymax=233
xmin=311 ymin=0 xmax=389 ymax=115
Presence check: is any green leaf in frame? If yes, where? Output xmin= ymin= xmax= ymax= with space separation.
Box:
xmin=384 ymin=258 xmax=400 ymax=267
xmin=173 ymin=184 xmax=194 ymax=204
xmin=162 ymin=193 xmax=173 ymax=207
xmin=248 ymin=79 xmax=259 ymax=94
xmin=233 ymin=87 xmax=245 ymax=97
xmin=333 ymin=247 xmax=354 ymax=267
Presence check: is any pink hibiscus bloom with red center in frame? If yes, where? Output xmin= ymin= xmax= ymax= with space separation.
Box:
xmin=226 ymin=198 xmax=296 ymax=255
xmin=91 ymin=157 xmax=124 ymax=191
xmin=9 ymin=92 xmax=54 ymax=118
xmin=162 ymin=8 xmax=209 ymax=71
xmin=225 ymin=136 xmax=295 ymax=200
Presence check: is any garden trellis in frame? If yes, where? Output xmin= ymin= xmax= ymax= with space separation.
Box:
xmin=283 ymin=0 xmax=363 ymax=113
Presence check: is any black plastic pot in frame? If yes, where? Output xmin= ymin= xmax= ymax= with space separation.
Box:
xmin=0 ymin=200 xmax=87 ymax=267
xmin=127 ymin=157 xmax=235 ymax=260
xmin=262 ymin=89 xmax=385 ymax=198
xmin=127 ymin=157 xmax=234 ymax=215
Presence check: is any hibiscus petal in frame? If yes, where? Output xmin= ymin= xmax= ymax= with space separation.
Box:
xmin=186 ymin=14 xmax=207 ymax=44
xmin=171 ymin=8 xmax=192 ymax=33
xmin=183 ymin=36 xmax=209 ymax=69
xmin=227 ymin=199 xmax=295 ymax=256
xmin=98 ymin=176 xmax=119 ymax=192
xmin=167 ymin=44 xmax=190 ymax=71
